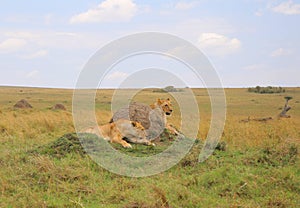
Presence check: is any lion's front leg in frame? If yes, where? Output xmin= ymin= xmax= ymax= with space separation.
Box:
xmin=166 ymin=123 xmax=180 ymax=136
xmin=111 ymin=134 xmax=132 ymax=148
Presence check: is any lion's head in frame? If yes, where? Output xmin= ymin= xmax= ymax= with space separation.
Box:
xmin=131 ymin=121 xmax=147 ymax=138
xmin=130 ymin=121 xmax=154 ymax=146
xmin=156 ymin=98 xmax=173 ymax=115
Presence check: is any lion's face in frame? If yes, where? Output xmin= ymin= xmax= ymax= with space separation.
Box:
xmin=157 ymin=98 xmax=173 ymax=115
xmin=131 ymin=121 xmax=147 ymax=139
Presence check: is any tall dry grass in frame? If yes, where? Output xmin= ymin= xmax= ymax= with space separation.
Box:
xmin=0 ymin=87 xmax=299 ymax=207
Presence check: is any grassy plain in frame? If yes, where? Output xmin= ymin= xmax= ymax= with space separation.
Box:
xmin=0 ymin=86 xmax=299 ymax=207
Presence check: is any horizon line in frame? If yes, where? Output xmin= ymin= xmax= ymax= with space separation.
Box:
xmin=1 ymin=85 xmax=299 ymax=90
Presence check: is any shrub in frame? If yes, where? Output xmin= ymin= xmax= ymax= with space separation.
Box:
xmin=153 ymin=86 xmax=183 ymax=93
xmin=247 ymin=86 xmax=285 ymax=94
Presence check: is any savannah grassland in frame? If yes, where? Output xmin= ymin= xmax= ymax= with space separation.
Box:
xmin=0 ymin=87 xmax=299 ymax=208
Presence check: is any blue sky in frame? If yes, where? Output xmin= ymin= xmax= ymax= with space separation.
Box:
xmin=0 ymin=0 xmax=299 ymax=88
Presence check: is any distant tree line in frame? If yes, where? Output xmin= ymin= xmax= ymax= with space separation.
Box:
xmin=153 ymin=86 xmax=183 ymax=93
xmin=248 ymin=86 xmax=285 ymax=94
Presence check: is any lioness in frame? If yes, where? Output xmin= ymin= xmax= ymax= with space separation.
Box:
xmin=150 ymin=98 xmax=173 ymax=115
xmin=111 ymin=98 xmax=182 ymax=141
xmin=150 ymin=98 xmax=180 ymax=136
xmin=83 ymin=119 xmax=153 ymax=148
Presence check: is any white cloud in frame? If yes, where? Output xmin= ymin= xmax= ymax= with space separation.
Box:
xmin=164 ymin=45 xmax=199 ymax=61
xmin=22 ymin=50 xmax=48 ymax=59
xmin=270 ymin=48 xmax=291 ymax=57
xmin=272 ymin=0 xmax=300 ymax=15
xmin=198 ymin=33 xmax=241 ymax=56
xmin=152 ymin=18 xmax=236 ymax=40
xmin=4 ymin=31 xmax=40 ymax=40
xmin=0 ymin=38 xmax=27 ymax=53
xmin=1 ymin=30 xmax=105 ymax=50
xmin=242 ymin=64 xmax=267 ymax=71
xmin=26 ymin=70 xmax=39 ymax=79
xmin=106 ymin=71 xmax=128 ymax=80
xmin=70 ymin=0 xmax=138 ymax=24
xmin=165 ymin=46 xmax=189 ymax=57
xmin=255 ymin=10 xmax=263 ymax=16
xmin=44 ymin=14 xmax=54 ymax=25
xmin=175 ymin=1 xmax=198 ymax=10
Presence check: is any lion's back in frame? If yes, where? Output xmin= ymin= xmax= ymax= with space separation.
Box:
xmin=111 ymin=102 xmax=151 ymax=128
xmin=111 ymin=102 xmax=165 ymax=141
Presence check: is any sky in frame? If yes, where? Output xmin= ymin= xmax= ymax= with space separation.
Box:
xmin=0 ymin=0 xmax=299 ymax=88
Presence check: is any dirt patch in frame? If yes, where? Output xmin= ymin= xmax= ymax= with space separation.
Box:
xmin=240 ymin=116 xmax=273 ymax=123
xmin=52 ymin=103 xmax=67 ymax=110
xmin=14 ymin=99 xmax=33 ymax=109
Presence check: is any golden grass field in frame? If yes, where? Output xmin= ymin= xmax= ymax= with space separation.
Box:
xmin=0 ymin=86 xmax=299 ymax=207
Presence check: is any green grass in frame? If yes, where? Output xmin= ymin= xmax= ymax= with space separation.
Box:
xmin=0 ymin=87 xmax=299 ymax=207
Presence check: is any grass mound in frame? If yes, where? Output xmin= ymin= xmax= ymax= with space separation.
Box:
xmin=32 ymin=133 xmax=91 ymax=158
xmin=51 ymin=103 xmax=67 ymax=110
xmin=14 ymin=99 xmax=33 ymax=109
xmin=32 ymin=130 xmax=183 ymax=158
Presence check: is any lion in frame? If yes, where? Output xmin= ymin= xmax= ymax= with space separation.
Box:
xmin=150 ymin=98 xmax=173 ymax=115
xmin=150 ymin=98 xmax=180 ymax=136
xmin=83 ymin=119 xmax=154 ymax=148
xmin=111 ymin=98 xmax=182 ymax=141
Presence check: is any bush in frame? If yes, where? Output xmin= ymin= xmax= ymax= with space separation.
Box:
xmin=153 ymin=86 xmax=183 ymax=93
xmin=248 ymin=86 xmax=285 ymax=94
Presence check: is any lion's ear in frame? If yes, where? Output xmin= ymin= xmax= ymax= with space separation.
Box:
xmin=157 ymin=98 xmax=162 ymax=104
xmin=131 ymin=121 xmax=137 ymax=127
xmin=110 ymin=123 xmax=116 ymax=129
